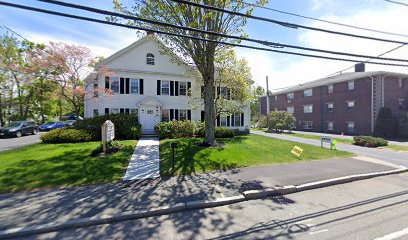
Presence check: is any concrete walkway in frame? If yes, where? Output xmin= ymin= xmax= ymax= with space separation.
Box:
xmin=123 ymin=137 xmax=160 ymax=181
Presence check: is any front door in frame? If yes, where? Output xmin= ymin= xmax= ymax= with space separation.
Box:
xmin=141 ymin=107 xmax=159 ymax=132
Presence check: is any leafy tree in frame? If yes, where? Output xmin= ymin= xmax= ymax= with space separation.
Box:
xmin=266 ymin=111 xmax=296 ymax=133
xmin=374 ymin=107 xmax=395 ymax=137
xmin=250 ymin=85 xmax=265 ymax=124
xmin=398 ymin=112 xmax=408 ymax=138
xmin=112 ymin=0 xmax=266 ymax=145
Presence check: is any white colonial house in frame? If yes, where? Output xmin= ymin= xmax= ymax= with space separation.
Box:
xmin=84 ymin=35 xmax=250 ymax=134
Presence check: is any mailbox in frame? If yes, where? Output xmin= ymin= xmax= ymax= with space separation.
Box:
xmin=170 ymin=142 xmax=178 ymax=148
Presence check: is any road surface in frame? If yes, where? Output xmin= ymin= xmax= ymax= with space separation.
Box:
xmin=0 ymin=132 xmax=44 ymax=152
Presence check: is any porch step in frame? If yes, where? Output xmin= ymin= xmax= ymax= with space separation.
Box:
xmin=141 ymin=134 xmax=159 ymax=137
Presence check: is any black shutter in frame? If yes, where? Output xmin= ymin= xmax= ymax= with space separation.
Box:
xmin=105 ymin=108 xmax=109 ymax=115
xmin=217 ymin=116 xmax=220 ymax=127
xmin=187 ymin=82 xmax=191 ymax=92
xmin=231 ymin=114 xmax=235 ymax=127
xmin=217 ymin=87 xmax=220 ymax=97
xmin=140 ymin=79 xmax=144 ymax=94
xmin=170 ymin=81 xmax=174 ymax=96
xmin=125 ymin=78 xmax=130 ymax=94
xmin=187 ymin=110 xmax=191 ymax=120
xmin=201 ymin=111 xmax=205 ymax=122
xmin=240 ymin=113 xmax=244 ymax=126
xmin=170 ymin=109 xmax=174 ymax=120
xmin=175 ymin=81 xmax=179 ymax=96
xmin=157 ymin=80 xmax=161 ymax=95
xmin=120 ymin=78 xmax=124 ymax=94
xmin=227 ymin=115 xmax=230 ymax=127
xmin=125 ymin=108 xmax=129 ymax=113
xmin=201 ymin=86 xmax=204 ymax=99
xmin=175 ymin=109 xmax=179 ymax=120
xmin=105 ymin=77 xmax=110 ymax=89
xmin=120 ymin=108 xmax=124 ymax=113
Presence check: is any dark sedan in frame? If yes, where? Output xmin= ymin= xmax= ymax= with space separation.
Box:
xmin=0 ymin=121 xmax=39 ymax=138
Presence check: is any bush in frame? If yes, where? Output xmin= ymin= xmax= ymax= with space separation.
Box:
xmin=74 ymin=113 xmax=141 ymax=140
xmin=257 ymin=115 xmax=267 ymax=129
xmin=374 ymin=108 xmax=395 ymax=137
xmin=266 ymin=111 xmax=296 ymax=132
xmin=41 ymin=128 xmax=93 ymax=143
xmin=398 ymin=112 xmax=408 ymax=138
xmin=215 ymin=127 xmax=235 ymax=138
xmin=353 ymin=136 xmax=388 ymax=148
xmin=155 ymin=120 xmax=195 ymax=139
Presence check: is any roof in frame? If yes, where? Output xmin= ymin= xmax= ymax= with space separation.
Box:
xmin=269 ymin=71 xmax=408 ymax=96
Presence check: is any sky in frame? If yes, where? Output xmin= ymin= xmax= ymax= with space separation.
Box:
xmin=1 ymin=0 xmax=408 ymax=92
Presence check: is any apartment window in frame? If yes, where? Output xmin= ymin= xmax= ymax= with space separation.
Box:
xmin=287 ymin=106 xmax=294 ymax=114
xmin=130 ymin=79 xmax=139 ymax=94
xmin=399 ymin=99 xmax=405 ymax=110
xmin=274 ymin=96 xmax=277 ymax=101
xmin=327 ymin=121 xmax=334 ymax=131
xmin=179 ymin=110 xmax=187 ymax=121
xmin=93 ymin=83 xmax=98 ymax=97
xmin=220 ymin=115 xmax=227 ymax=127
xmin=146 ymin=53 xmax=155 ymax=65
xmin=234 ymin=114 xmax=241 ymax=126
xmin=161 ymin=80 xmax=170 ymax=95
xmin=179 ymin=82 xmax=187 ymax=96
xmin=346 ymin=101 xmax=355 ymax=111
xmin=111 ymin=77 xmax=119 ymax=93
xmin=327 ymin=102 xmax=334 ymax=112
xmin=287 ymin=93 xmax=294 ymax=100
xmin=303 ymin=121 xmax=313 ymax=130
xmin=161 ymin=109 xmax=170 ymax=122
xmin=398 ymin=79 xmax=404 ymax=88
xmin=347 ymin=122 xmax=355 ymax=133
xmin=348 ymin=81 xmax=355 ymax=90
xmin=303 ymin=89 xmax=313 ymax=97
xmin=303 ymin=104 xmax=313 ymax=113
xmin=328 ymin=84 xmax=333 ymax=94
xmin=110 ymin=108 xmax=119 ymax=114
xmin=93 ymin=109 xmax=99 ymax=117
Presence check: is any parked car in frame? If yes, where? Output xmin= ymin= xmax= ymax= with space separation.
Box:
xmin=0 ymin=121 xmax=38 ymax=138
xmin=39 ymin=121 xmax=66 ymax=131
xmin=64 ymin=120 xmax=76 ymax=127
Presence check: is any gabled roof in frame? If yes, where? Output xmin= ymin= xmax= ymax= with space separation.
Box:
xmin=137 ymin=96 xmax=162 ymax=107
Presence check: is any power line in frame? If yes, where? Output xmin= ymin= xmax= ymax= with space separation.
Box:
xmin=36 ymin=0 xmax=408 ymax=63
xmin=241 ymin=0 xmax=408 ymax=38
xmin=170 ymin=0 xmax=408 ymax=45
xmin=383 ymin=0 xmax=408 ymax=7
xmin=1 ymin=1 xmax=408 ymax=68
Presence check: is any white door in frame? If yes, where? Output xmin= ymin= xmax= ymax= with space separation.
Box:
xmin=141 ymin=107 xmax=159 ymax=130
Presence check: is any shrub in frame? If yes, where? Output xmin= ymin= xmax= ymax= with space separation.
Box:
xmin=266 ymin=111 xmax=296 ymax=132
xmin=41 ymin=128 xmax=93 ymax=143
xmin=257 ymin=115 xmax=267 ymax=129
xmin=398 ymin=112 xmax=408 ymax=138
xmin=155 ymin=122 xmax=171 ymax=139
xmin=353 ymin=136 xmax=388 ymax=148
xmin=374 ymin=108 xmax=395 ymax=137
xmin=155 ymin=120 xmax=195 ymax=139
xmin=215 ymin=127 xmax=235 ymax=138
xmin=74 ymin=113 xmax=141 ymax=140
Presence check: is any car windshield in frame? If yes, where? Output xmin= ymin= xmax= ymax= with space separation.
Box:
xmin=5 ymin=122 xmax=22 ymax=128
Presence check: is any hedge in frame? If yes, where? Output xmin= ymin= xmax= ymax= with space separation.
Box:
xmin=155 ymin=120 xmax=195 ymax=139
xmin=353 ymin=136 xmax=388 ymax=148
xmin=196 ymin=123 xmax=236 ymax=138
xmin=40 ymin=128 xmax=93 ymax=143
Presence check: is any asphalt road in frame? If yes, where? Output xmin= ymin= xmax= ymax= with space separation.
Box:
xmin=23 ymin=172 xmax=408 ymax=239
xmin=0 ymin=132 xmax=44 ymax=152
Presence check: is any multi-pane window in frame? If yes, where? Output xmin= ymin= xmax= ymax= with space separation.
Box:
xmin=179 ymin=110 xmax=187 ymax=120
xmin=348 ymin=81 xmax=355 ymax=90
xmin=303 ymin=121 xmax=313 ymax=130
xmin=287 ymin=93 xmax=294 ymax=100
xmin=146 ymin=53 xmax=155 ymax=65
xmin=93 ymin=109 xmax=99 ymax=117
xmin=287 ymin=106 xmax=294 ymax=114
xmin=303 ymin=89 xmax=313 ymax=97
xmin=234 ymin=114 xmax=241 ymax=126
xmin=327 ymin=122 xmax=334 ymax=131
xmin=220 ymin=87 xmax=228 ymax=98
xmin=161 ymin=80 xmax=170 ymax=95
xmin=161 ymin=109 xmax=170 ymax=122
xmin=327 ymin=102 xmax=334 ymax=112
xmin=346 ymin=101 xmax=355 ymax=111
xmin=111 ymin=77 xmax=119 ymax=93
xmin=130 ymin=79 xmax=139 ymax=94
xmin=93 ymin=83 xmax=98 ymax=97
xmin=110 ymin=108 xmax=119 ymax=114
xmin=398 ymin=79 xmax=404 ymax=88
xmin=347 ymin=122 xmax=355 ymax=133
xmin=147 ymin=110 xmax=154 ymax=114
xmin=179 ymin=82 xmax=187 ymax=96
xmin=303 ymin=104 xmax=313 ymax=113
xmin=220 ymin=115 xmax=227 ymax=126
xmin=274 ymin=96 xmax=278 ymax=101
xmin=328 ymin=84 xmax=333 ymax=94
xmin=130 ymin=109 xmax=138 ymax=114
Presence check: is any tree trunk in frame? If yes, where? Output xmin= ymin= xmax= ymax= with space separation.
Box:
xmin=202 ymin=60 xmax=216 ymax=146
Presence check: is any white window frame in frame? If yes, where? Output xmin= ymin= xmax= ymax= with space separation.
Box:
xmin=161 ymin=80 xmax=170 ymax=95
xmin=303 ymin=104 xmax=313 ymax=113
xmin=130 ymin=108 xmax=138 ymax=114
xmin=179 ymin=109 xmax=187 ymax=121
xmin=328 ymin=84 xmax=333 ymax=94
xmin=179 ymin=81 xmax=187 ymax=96
xmin=303 ymin=121 xmax=313 ymax=130
xmin=274 ymin=95 xmax=277 ymax=101
xmin=110 ymin=108 xmax=119 ymax=114
xmin=347 ymin=121 xmax=355 ymax=132
xmin=327 ymin=121 xmax=334 ymax=131
xmin=110 ymin=77 xmax=120 ymax=94
xmin=161 ymin=109 xmax=170 ymax=122
xmin=130 ymin=79 xmax=140 ymax=94
xmin=398 ymin=79 xmax=403 ymax=88
xmin=327 ymin=102 xmax=334 ymax=112
xmin=93 ymin=83 xmax=98 ymax=97
xmin=346 ymin=100 xmax=355 ymax=111
xmin=303 ymin=89 xmax=313 ymax=97
xmin=287 ymin=106 xmax=294 ymax=114
xmin=220 ymin=115 xmax=228 ymax=127
xmin=146 ymin=53 xmax=155 ymax=65
xmin=93 ymin=109 xmax=99 ymax=117
xmin=348 ymin=80 xmax=355 ymax=90
xmin=234 ymin=114 xmax=241 ymax=126
xmin=287 ymin=93 xmax=294 ymax=100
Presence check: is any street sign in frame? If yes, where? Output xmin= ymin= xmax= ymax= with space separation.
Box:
xmin=102 ymin=120 xmax=115 ymax=154
xmin=291 ymin=146 xmax=303 ymax=158
xmin=321 ymin=136 xmax=333 ymax=149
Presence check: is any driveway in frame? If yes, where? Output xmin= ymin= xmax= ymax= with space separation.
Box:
xmin=0 ymin=132 xmax=45 ymax=152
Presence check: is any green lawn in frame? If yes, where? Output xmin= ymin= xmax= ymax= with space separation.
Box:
xmin=383 ymin=145 xmax=408 ymax=152
xmin=160 ymin=134 xmax=353 ymax=176
xmin=0 ymin=140 xmax=136 ymax=192
xmin=284 ymin=133 xmax=354 ymax=144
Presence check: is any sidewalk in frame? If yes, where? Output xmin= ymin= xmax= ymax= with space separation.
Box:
xmin=0 ymin=156 xmax=398 ymax=231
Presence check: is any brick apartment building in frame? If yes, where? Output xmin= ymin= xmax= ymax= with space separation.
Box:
xmin=260 ymin=65 xmax=408 ymax=135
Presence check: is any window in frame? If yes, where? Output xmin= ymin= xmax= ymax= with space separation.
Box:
xmin=93 ymin=109 xmax=99 ymax=117
xmin=234 ymin=114 xmax=241 ymax=126
xmin=303 ymin=104 xmax=313 ymax=113
xmin=179 ymin=82 xmax=187 ymax=96
xmin=303 ymin=89 xmax=313 ymax=97
xmin=219 ymin=87 xmax=228 ymax=99
xmin=303 ymin=121 xmax=313 ymax=130
xmin=328 ymin=84 xmax=333 ymax=94
xmin=179 ymin=110 xmax=187 ymax=120
xmin=398 ymin=79 xmax=404 ymax=88
xmin=348 ymin=81 xmax=355 ymax=90
xmin=111 ymin=77 xmax=119 ymax=93
xmin=220 ymin=115 xmax=227 ymax=127
xmin=147 ymin=110 xmax=154 ymax=114
xmin=327 ymin=121 xmax=334 ymax=131
xmin=287 ymin=93 xmax=294 ymax=100
xmin=399 ymin=99 xmax=405 ymax=110
xmin=93 ymin=83 xmax=98 ymax=97
xmin=327 ymin=102 xmax=334 ymax=112
xmin=161 ymin=109 xmax=170 ymax=122
xmin=110 ymin=108 xmax=119 ymax=114
xmin=161 ymin=80 xmax=170 ymax=95
xmin=146 ymin=53 xmax=155 ymax=65
xmin=274 ymin=96 xmax=277 ymax=101
xmin=347 ymin=122 xmax=355 ymax=133
xmin=287 ymin=106 xmax=294 ymax=114
xmin=130 ymin=79 xmax=139 ymax=94
xmin=346 ymin=101 xmax=355 ymax=111
xmin=130 ymin=109 xmax=138 ymax=114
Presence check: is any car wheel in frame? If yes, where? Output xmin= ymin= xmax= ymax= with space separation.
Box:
xmin=16 ymin=131 xmax=22 ymax=138
xmin=32 ymin=129 xmax=37 ymax=135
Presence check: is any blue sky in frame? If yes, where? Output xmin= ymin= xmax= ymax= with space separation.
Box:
xmin=1 ymin=0 xmax=408 ymax=90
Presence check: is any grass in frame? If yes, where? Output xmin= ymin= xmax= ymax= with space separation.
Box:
xmin=160 ymin=134 xmax=353 ymax=176
xmin=383 ymin=145 xmax=408 ymax=151
xmin=0 ymin=140 xmax=136 ymax=192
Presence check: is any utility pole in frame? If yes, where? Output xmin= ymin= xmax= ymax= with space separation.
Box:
xmin=266 ymin=76 xmax=270 ymax=114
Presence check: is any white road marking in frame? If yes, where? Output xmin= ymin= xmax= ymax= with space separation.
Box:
xmin=309 ymin=229 xmax=328 ymax=235
xmin=373 ymin=227 xmax=408 ymax=240
xmin=296 ymin=218 xmax=313 ymax=224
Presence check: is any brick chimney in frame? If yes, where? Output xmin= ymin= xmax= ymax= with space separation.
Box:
xmin=355 ymin=63 xmax=365 ymax=72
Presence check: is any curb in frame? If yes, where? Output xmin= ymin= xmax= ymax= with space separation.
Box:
xmin=1 ymin=167 xmax=407 ymax=239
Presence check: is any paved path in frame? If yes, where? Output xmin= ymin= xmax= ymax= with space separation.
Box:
xmin=253 ymin=130 xmax=408 ymax=168
xmin=0 ymin=132 xmax=45 ymax=152
xmin=123 ymin=137 xmax=160 ymax=181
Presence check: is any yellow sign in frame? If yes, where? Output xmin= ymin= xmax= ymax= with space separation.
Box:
xmin=291 ymin=146 xmax=303 ymax=158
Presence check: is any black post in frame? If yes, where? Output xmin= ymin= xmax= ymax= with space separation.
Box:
xmin=172 ymin=147 xmax=175 ymax=171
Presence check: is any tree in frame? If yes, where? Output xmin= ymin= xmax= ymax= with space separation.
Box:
xmin=374 ymin=107 xmax=395 ymax=137
xmin=112 ymin=0 xmax=266 ymax=146
xmin=266 ymin=111 xmax=296 ymax=133
xmin=250 ymin=85 xmax=265 ymax=124
xmin=397 ymin=112 xmax=408 ymax=138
